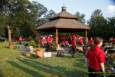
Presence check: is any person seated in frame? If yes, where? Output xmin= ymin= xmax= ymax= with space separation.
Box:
xmin=65 ymin=40 xmax=69 ymax=47
xmin=61 ymin=41 xmax=65 ymax=47
xmin=56 ymin=44 xmax=64 ymax=57
xmin=77 ymin=37 xmax=84 ymax=46
xmin=88 ymin=37 xmax=94 ymax=47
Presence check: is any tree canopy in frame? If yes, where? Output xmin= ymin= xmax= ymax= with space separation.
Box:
xmin=75 ymin=12 xmax=85 ymax=23
xmin=0 ymin=0 xmax=47 ymax=37
xmin=88 ymin=9 xmax=115 ymax=39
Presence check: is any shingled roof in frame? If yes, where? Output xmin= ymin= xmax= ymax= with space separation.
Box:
xmin=37 ymin=7 xmax=90 ymax=30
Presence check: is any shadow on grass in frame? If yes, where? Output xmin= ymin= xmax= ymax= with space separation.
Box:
xmin=0 ymin=70 xmax=4 ymax=77
xmin=18 ymin=58 xmax=67 ymax=77
xmin=7 ymin=54 xmax=88 ymax=77
xmin=7 ymin=60 xmax=45 ymax=77
xmin=73 ymin=57 xmax=88 ymax=77
xmin=17 ymin=58 xmax=87 ymax=77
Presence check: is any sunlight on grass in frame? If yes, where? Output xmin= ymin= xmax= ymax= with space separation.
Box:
xmin=0 ymin=44 xmax=88 ymax=77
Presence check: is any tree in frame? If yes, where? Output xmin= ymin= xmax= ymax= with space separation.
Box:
xmin=0 ymin=0 xmax=48 ymax=38
xmin=0 ymin=0 xmax=13 ymax=37
xmin=44 ymin=10 xmax=56 ymax=19
xmin=91 ymin=9 xmax=103 ymax=17
xmin=0 ymin=0 xmax=8 ymax=11
xmin=107 ymin=17 xmax=115 ymax=37
xmin=14 ymin=1 xmax=47 ymax=37
xmin=37 ymin=10 xmax=56 ymax=26
xmin=0 ymin=15 xmax=6 ymax=35
xmin=75 ymin=11 xmax=85 ymax=23
xmin=88 ymin=9 xmax=111 ymax=39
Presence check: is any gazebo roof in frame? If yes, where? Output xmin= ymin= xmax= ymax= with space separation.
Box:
xmin=49 ymin=7 xmax=77 ymax=20
xmin=37 ymin=7 xmax=90 ymax=30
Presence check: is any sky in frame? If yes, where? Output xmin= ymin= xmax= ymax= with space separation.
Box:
xmin=29 ymin=0 xmax=115 ymax=21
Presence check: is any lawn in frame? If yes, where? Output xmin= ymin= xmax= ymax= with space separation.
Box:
xmin=0 ymin=42 xmax=88 ymax=77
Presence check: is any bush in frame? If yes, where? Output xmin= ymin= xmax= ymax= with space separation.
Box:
xmin=29 ymin=40 xmax=39 ymax=48
xmin=51 ymin=41 xmax=56 ymax=51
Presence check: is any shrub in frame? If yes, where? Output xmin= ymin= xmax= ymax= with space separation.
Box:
xmin=29 ymin=40 xmax=39 ymax=48
xmin=51 ymin=41 xmax=56 ymax=51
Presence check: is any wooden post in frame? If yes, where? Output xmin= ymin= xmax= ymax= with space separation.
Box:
xmin=36 ymin=31 xmax=41 ymax=47
xmin=7 ymin=26 xmax=12 ymax=48
xmin=85 ymin=30 xmax=87 ymax=38
xmin=85 ymin=29 xmax=88 ymax=45
xmin=56 ymin=29 xmax=58 ymax=47
xmin=83 ymin=29 xmax=88 ymax=53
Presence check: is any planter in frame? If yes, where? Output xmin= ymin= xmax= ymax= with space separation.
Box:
xmin=35 ymin=48 xmax=45 ymax=58
xmin=9 ymin=42 xmax=15 ymax=49
xmin=36 ymin=51 xmax=44 ymax=58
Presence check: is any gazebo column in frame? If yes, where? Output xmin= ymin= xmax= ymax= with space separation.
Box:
xmin=56 ymin=29 xmax=58 ymax=47
xmin=85 ymin=30 xmax=87 ymax=38
xmin=36 ymin=31 xmax=41 ymax=47
xmin=83 ymin=29 xmax=88 ymax=53
xmin=85 ymin=29 xmax=88 ymax=45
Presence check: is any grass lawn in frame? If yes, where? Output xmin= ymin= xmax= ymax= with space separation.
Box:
xmin=0 ymin=42 xmax=88 ymax=77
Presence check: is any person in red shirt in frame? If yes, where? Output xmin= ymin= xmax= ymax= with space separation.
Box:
xmin=47 ymin=35 xmax=53 ymax=44
xmin=88 ymin=37 xmax=94 ymax=46
xmin=72 ymin=33 xmax=76 ymax=40
xmin=46 ymin=35 xmax=53 ymax=51
xmin=77 ymin=37 xmax=84 ymax=46
xmin=86 ymin=37 xmax=106 ymax=77
xmin=65 ymin=40 xmax=69 ymax=46
xmin=71 ymin=38 xmax=77 ymax=57
xmin=112 ymin=38 xmax=115 ymax=43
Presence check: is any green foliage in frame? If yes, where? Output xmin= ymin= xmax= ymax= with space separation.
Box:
xmin=1 ymin=0 xmax=114 ymax=41
xmin=28 ymin=40 xmax=38 ymax=47
xmin=91 ymin=9 xmax=103 ymax=17
xmin=75 ymin=11 xmax=85 ymax=23
xmin=12 ymin=0 xmax=47 ymax=38
xmin=0 ymin=15 xmax=6 ymax=35
xmin=0 ymin=0 xmax=47 ymax=38
xmin=51 ymin=41 xmax=56 ymax=51
xmin=37 ymin=10 xmax=56 ymax=26
xmin=44 ymin=10 xmax=56 ymax=20
xmin=88 ymin=9 xmax=114 ymax=39
xmin=107 ymin=17 xmax=115 ymax=38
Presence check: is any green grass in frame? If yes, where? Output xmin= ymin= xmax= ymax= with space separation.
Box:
xmin=0 ymin=42 xmax=88 ymax=77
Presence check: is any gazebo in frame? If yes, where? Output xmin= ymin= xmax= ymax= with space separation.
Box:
xmin=37 ymin=7 xmax=90 ymax=47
